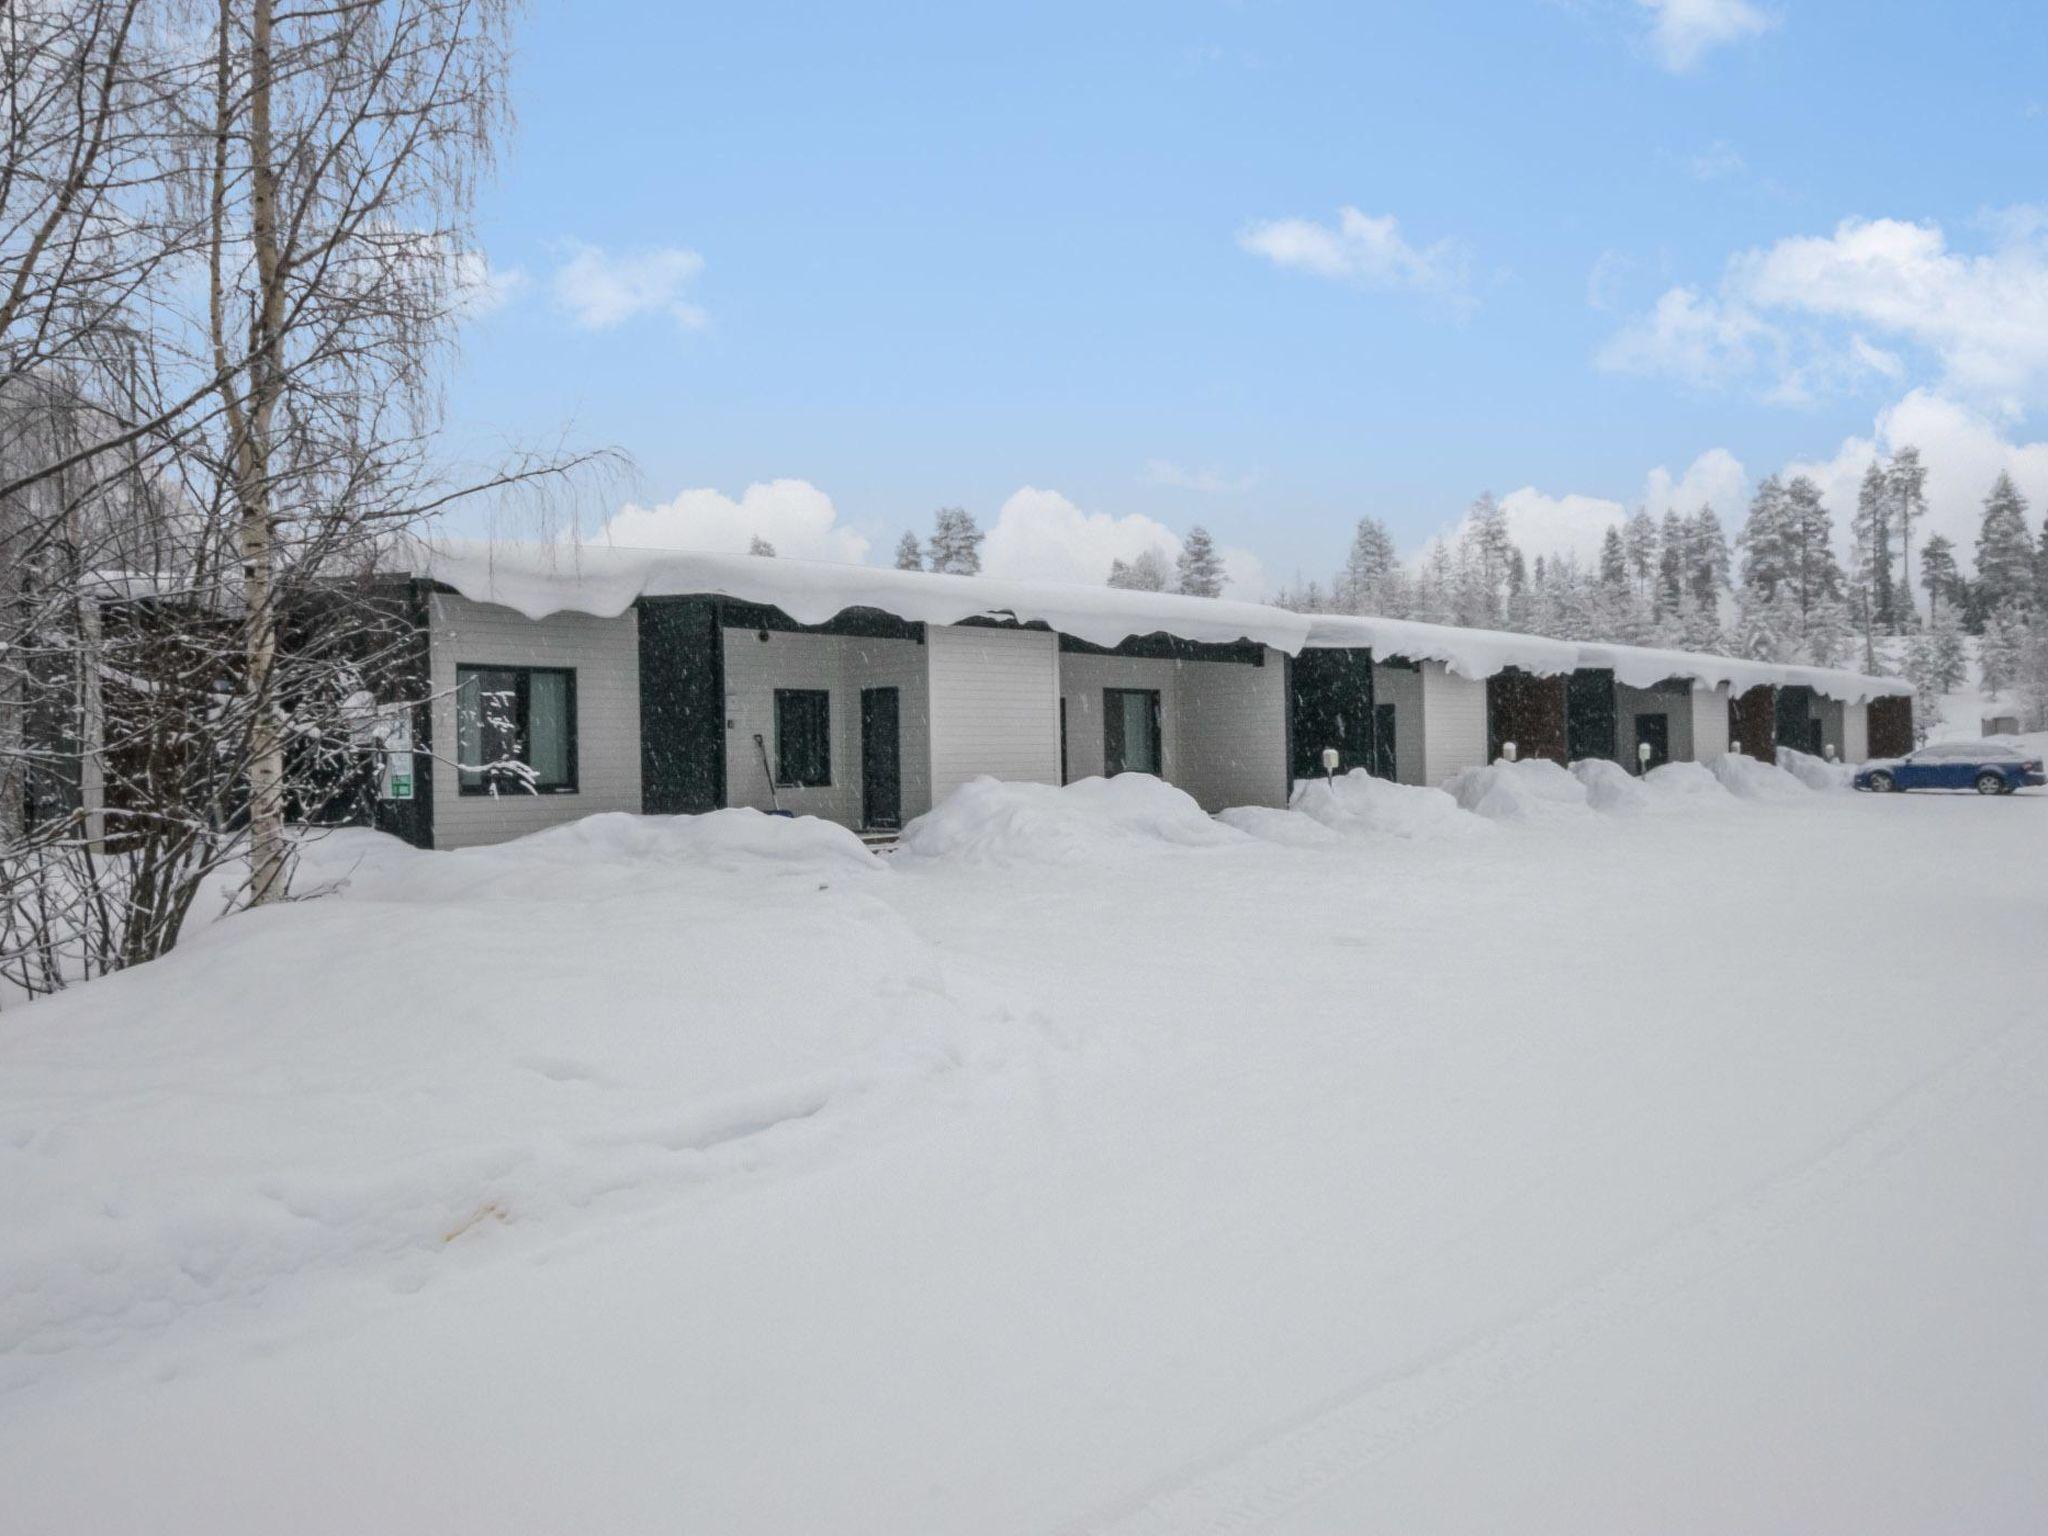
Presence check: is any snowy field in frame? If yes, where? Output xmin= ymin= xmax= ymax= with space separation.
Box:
xmin=4 ymin=759 xmax=2046 ymax=1535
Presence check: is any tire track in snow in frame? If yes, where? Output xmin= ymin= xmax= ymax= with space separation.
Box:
xmin=1069 ymin=1016 xmax=2042 ymax=1536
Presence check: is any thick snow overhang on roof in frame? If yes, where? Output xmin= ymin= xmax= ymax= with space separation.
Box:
xmin=1305 ymin=613 xmax=1910 ymax=705
xmin=400 ymin=539 xmax=1909 ymax=705
xmin=401 ymin=538 xmax=1314 ymax=654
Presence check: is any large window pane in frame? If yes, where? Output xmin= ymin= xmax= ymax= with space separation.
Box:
xmin=1105 ymin=688 xmax=1161 ymax=776
xmin=528 ymin=671 xmax=571 ymax=788
xmin=454 ymin=665 xmax=578 ymax=795
xmin=775 ymin=690 xmax=831 ymax=787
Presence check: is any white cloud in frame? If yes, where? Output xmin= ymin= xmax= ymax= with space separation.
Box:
xmin=982 ymin=487 xmax=1267 ymax=598
xmin=1601 ymin=213 xmax=2048 ymax=409
xmin=1637 ymin=0 xmax=1776 ymax=72
xmin=1493 ymin=488 xmax=1629 ymax=567
xmin=589 ymin=479 xmax=868 ymax=563
xmin=1423 ymin=449 xmax=1750 ymax=568
xmin=1642 ymin=445 xmax=1749 ymax=519
xmin=1784 ymin=390 xmax=2048 ymax=577
xmin=451 ymin=250 xmax=526 ymax=317
xmin=1686 ymin=139 xmax=1747 ymax=181
xmin=553 ymin=242 xmax=708 ymax=332
xmin=1238 ymin=207 xmax=1472 ymax=308
xmin=1139 ymin=459 xmax=1256 ymax=495
xmin=1597 ymin=285 xmax=1772 ymax=388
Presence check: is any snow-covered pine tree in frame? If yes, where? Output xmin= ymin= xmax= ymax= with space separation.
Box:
xmin=1782 ymin=475 xmax=1843 ymax=625
xmin=927 ymin=507 xmax=984 ymax=574
xmin=1889 ymin=446 xmax=1929 ymax=626
xmin=1918 ymin=534 xmax=1962 ymax=624
xmin=894 ymin=531 xmax=923 ymax=571
xmin=1687 ymin=505 xmax=1731 ymax=610
xmin=1973 ymin=471 xmax=2035 ymax=618
xmin=1176 ymin=526 xmax=1225 ymax=597
xmin=1340 ymin=515 xmax=1400 ymax=614
xmin=1655 ymin=511 xmax=1687 ymax=617
xmin=747 ymin=535 xmax=776 ymax=557
xmin=1737 ymin=475 xmax=1792 ymax=602
xmin=1108 ymin=547 xmax=1172 ymax=591
xmin=1979 ymin=602 xmax=2027 ymax=698
xmin=1851 ymin=459 xmax=1897 ymax=633
xmin=1598 ymin=525 xmax=1630 ymax=592
xmin=1906 ymin=602 xmax=1969 ymax=698
xmin=1622 ymin=509 xmax=1659 ymax=601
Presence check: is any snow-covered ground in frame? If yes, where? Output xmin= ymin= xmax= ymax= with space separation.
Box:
xmin=4 ymin=766 xmax=2046 ymax=1535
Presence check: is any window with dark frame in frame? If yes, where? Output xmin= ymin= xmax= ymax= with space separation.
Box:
xmin=1103 ymin=688 xmax=1162 ymax=777
xmin=455 ymin=665 xmax=578 ymax=795
xmin=775 ymin=689 xmax=832 ymax=787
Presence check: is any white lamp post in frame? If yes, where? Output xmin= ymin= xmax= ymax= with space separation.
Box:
xmin=1320 ymin=746 xmax=1340 ymax=783
xmin=1637 ymin=741 xmax=1653 ymax=774
xmin=1502 ymin=740 xmax=1518 ymax=763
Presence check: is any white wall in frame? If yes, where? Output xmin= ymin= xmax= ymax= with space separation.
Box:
xmin=927 ymin=625 xmax=1060 ymax=805
xmin=1373 ymin=662 xmax=1426 ymax=786
xmin=1057 ymin=653 xmax=1183 ymax=787
xmin=1175 ymin=651 xmax=1288 ymax=811
xmin=1842 ymin=701 xmax=1870 ymax=763
xmin=1690 ymin=682 xmax=1731 ymax=760
xmin=721 ymin=629 xmax=931 ymax=825
xmin=428 ymin=593 xmax=643 ymax=850
xmin=1810 ymin=697 xmax=1846 ymax=760
xmin=1615 ymin=682 xmax=1694 ymax=769
xmin=1420 ymin=662 xmax=1489 ymax=783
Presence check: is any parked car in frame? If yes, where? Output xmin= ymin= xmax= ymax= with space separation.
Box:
xmin=1854 ymin=739 xmax=2046 ymax=795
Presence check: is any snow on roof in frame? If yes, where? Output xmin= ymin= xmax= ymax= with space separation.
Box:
xmin=1306 ymin=613 xmax=1908 ymax=704
xmin=403 ymin=538 xmax=1312 ymax=654
xmin=401 ymin=537 xmax=1909 ymax=704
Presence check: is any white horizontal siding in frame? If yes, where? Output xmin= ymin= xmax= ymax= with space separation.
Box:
xmin=1176 ymin=650 xmax=1287 ymax=811
xmin=721 ymin=629 xmax=931 ymax=827
xmin=1691 ymin=682 xmax=1731 ymax=760
xmin=1373 ymin=662 xmax=1425 ymax=785
xmin=1842 ymin=701 xmax=1870 ymax=763
xmin=927 ymin=625 xmax=1060 ymax=804
xmin=1057 ymin=654 xmax=1183 ymax=786
xmin=1615 ymin=682 xmax=1694 ymax=768
xmin=1420 ymin=662 xmax=1488 ymax=783
xmin=428 ymin=593 xmax=642 ymax=850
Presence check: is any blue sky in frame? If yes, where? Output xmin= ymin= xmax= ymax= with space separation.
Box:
xmin=444 ymin=0 xmax=2048 ymax=591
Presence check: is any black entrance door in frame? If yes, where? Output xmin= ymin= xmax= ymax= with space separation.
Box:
xmin=1372 ymin=703 xmax=1397 ymax=780
xmin=861 ymin=687 xmax=901 ymax=829
xmin=1633 ymin=713 xmax=1671 ymax=772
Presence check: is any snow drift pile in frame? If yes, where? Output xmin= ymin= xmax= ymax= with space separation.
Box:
xmin=1443 ymin=757 xmax=1595 ymax=823
xmin=1709 ymin=752 xmax=1811 ymax=801
xmin=894 ymin=774 xmax=1247 ymax=864
xmin=1285 ymin=770 xmax=1488 ymax=841
xmin=1778 ymin=746 xmax=1856 ymax=792
xmin=1570 ymin=757 xmax=1654 ymax=814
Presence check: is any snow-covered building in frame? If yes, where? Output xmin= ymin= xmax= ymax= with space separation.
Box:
xmin=362 ymin=542 xmax=1912 ymax=849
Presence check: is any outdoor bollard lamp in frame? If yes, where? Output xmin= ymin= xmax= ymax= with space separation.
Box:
xmin=1825 ymin=743 xmax=1838 ymax=760
xmin=1502 ymin=741 xmax=1518 ymax=762
xmin=1731 ymin=738 xmax=1742 ymax=755
xmin=1638 ymin=741 xmax=1653 ymax=772
xmin=1320 ymin=746 xmax=1340 ymax=782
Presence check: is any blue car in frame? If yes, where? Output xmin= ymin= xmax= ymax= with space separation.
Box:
xmin=1854 ymin=739 xmax=2046 ymax=795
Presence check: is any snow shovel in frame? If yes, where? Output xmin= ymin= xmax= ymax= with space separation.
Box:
xmin=753 ymin=733 xmax=795 ymax=816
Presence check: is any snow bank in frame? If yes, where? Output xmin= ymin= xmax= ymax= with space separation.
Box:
xmin=895 ymin=774 xmax=1247 ymax=864
xmin=1215 ymin=805 xmax=1349 ymax=849
xmin=1778 ymin=747 xmax=1856 ymax=792
xmin=1287 ymin=770 xmax=1488 ymax=841
xmin=1570 ymin=757 xmax=1653 ymax=814
xmin=1644 ymin=761 xmax=1729 ymax=799
xmin=1709 ymin=752 xmax=1812 ymax=801
xmin=1443 ymin=758 xmax=1593 ymax=823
